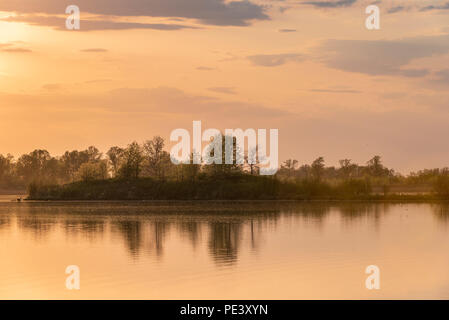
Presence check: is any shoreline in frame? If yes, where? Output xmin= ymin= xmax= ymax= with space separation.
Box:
xmin=23 ymin=177 xmax=448 ymax=202
xmin=22 ymin=196 xmax=446 ymax=203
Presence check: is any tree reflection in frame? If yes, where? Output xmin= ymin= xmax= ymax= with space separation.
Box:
xmin=17 ymin=215 xmax=56 ymax=239
xmin=431 ymin=203 xmax=449 ymax=225
xmin=62 ymin=219 xmax=106 ymax=241
xmin=208 ymin=222 xmax=242 ymax=266
xmin=0 ymin=215 xmax=11 ymax=231
xmin=178 ymin=221 xmax=201 ymax=249
xmin=5 ymin=201 xmax=397 ymax=264
xmin=112 ymin=220 xmax=142 ymax=257
xmin=144 ymin=221 xmax=169 ymax=257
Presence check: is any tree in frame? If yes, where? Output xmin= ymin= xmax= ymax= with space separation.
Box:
xmin=367 ymin=155 xmax=384 ymax=177
xmin=203 ymin=134 xmax=243 ymax=177
xmin=434 ymin=173 xmax=449 ymax=198
xmin=185 ymin=151 xmax=202 ymax=181
xmin=281 ymin=159 xmax=298 ymax=173
xmin=16 ymin=149 xmax=52 ymax=184
xmin=119 ymin=142 xmax=143 ymax=179
xmin=246 ymin=147 xmax=261 ymax=175
xmin=0 ymin=154 xmax=16 ymax=187
xmin=143 ymin=136 xmax=165 ymax=179
xmin=283 ymin=159 xmax=298 ymax=170
xmin=86 ymin=146 xmax=102 ymax=162
xmin=60 ymin=149 xmax=93 ymax=182
xmin=311 ymin=157 xmax=325 ymax=181
xmin=77 ymin=161 xmax=108 ymax=182
xmin=107 ymin=146 xmax=124 ymax=177
xmin=339 ymin=159 xmax=356 ymax=179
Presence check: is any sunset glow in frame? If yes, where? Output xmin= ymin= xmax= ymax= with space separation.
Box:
xmin=0 ymin=1 xmax=447 ymax=173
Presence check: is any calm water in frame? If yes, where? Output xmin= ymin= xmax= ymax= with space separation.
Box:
xmin=1 ymin=197 xmax=449 ymax=299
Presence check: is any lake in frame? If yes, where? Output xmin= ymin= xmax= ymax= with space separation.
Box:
xmin=1 ymin=197 xmax=449 ymax=299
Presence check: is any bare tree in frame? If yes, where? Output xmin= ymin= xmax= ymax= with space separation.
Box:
xmin=143 ymin=136 xmax=165 ymax=179
xmin=107 ymin=146 xmax=124 ymax=177
xmin=311 ymin=157 xmax=325 ymax=181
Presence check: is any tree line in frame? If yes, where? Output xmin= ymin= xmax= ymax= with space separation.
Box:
xmin=1 ymin=136 xmax=449 ymax=197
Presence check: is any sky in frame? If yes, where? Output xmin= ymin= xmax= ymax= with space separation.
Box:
xmin=0 ymin=0 xmax=448 ymax=173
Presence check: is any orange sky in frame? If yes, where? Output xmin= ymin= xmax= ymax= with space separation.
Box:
xmin=0 ymin=0 xmax=449 ymax=173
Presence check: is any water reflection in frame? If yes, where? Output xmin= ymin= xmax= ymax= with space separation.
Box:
xmin=178 ymin=222 xmax=201 ymax=249
xmin=249 ymin=219 xmax=261 ymax=252
xmin=0 ymin=216 xmax=10 ymax=231
xmin=111 ymin=220 xmax=143 ymax=256
xmin=63 ymin=219 xmax=106 ymax=241
xmin=145 ymin=221 xmax=169 ymax=257
xmin=16 ymin=215 xmax=56 ymax=240
xmin=4 ymin=201 xmax=449 ymax=265
xmin=208 ymin=222 xmax=242 ymax=265
xmin=431 ymin=203 xmax=449 ymax=225
xmin=0 ymin=201 xmax=400 ymax=263
xmin=2 ymin=201 xmax=449 ymax=298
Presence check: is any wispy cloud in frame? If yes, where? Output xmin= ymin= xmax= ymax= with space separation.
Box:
xmin=0 ymin=42 xmax=32 ymax=53
xmin=196 ymin=66 xmax=216 ymax=71
xmin=316 ymin=35 xmax=449 ymax=77
xmin=1 ymin=47 xmax=32 ymax=53
xmin=42 ymin=83 xmax=63 ymax=91
xmin=399 ymin=69 xmax=430 ymax=78
xmin=81 ymin=48 xmax=108 ymax=53
xmin=208 ymin=87 xmax=237 ymax=94
xmin=91 ymin=86 xmax=290 ymax=118
xmin=2 ymin=15 xmax=198 ymax=31
xmin=420 ymin=1 xmax=449 ymax=12
xmin=301 ymin=0 xmax=357 ymax=8
xmin=309 ymin=88 xmax=362 ymax=93
xmin=387 ymin=6 xmax=407 ymax=14
xmin=0 ymin=0 xmax=269 ymax=26
xmin=278 ymin=28 xmax=296 ymax=33
xmin=435 ymin=69 xmax=449 ymax=82
xmin=248 ymin=53 xmax=304 ymax=67
xmin=428 ymin=69 xmax=449 ymax=86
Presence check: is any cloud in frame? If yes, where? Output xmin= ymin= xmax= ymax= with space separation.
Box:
xmin=84 ymin=79 xmax=112 ymax=84
xmin=309 ymin=88 xmax=362 ymax=93
xmin=248 ymin=53 xmax=305 ymax=67
xmin=0 ymin=0 xmax=269 ymax=26
xmin=103 ymin=87 xmax=289 ymax=118
xmin=435 ymin=69 xmax=449 ymax=82
xmin=398 ymin=69 xmax=430 ymax=78
xmin=42 ymin=83 xmax=63 ymax=91
xmin=420 ymin=2 xmax=449 ymax=12
xmin=208 ymin=87 xmax=237 ymax=94
xmin=428 ymin=69 xmax=449 ymax=86
xmin=3 ymin=87 xmax=449 ymax=172
xmin=317 ymin=35 xmax=449 ymax=76
xmin=301 ymin=0 xmax=357 ymax=8
xmin=2 ymin=15 xmax=198 ymax=31
xmin=0 ymin=87 xmax=289 ymax=160
xmin=0 ymin=42 xmax=31 ymax=53
xmin=1 ymin=47 xmax=32 ymax=53
xmin=196 ymin=66 xmax=216 ymax=71
xmin=279 ymin=28 xmax=296 ymax=32
xmin=387 ymin=6 xmax=406 ymax=14
xmin=0 ymin=86 xmax=290 ymax=121
xmin=280 ymin=106 xmax=449 ymax=173
xmin=81 ymin=48 xmax=108 ymax=53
